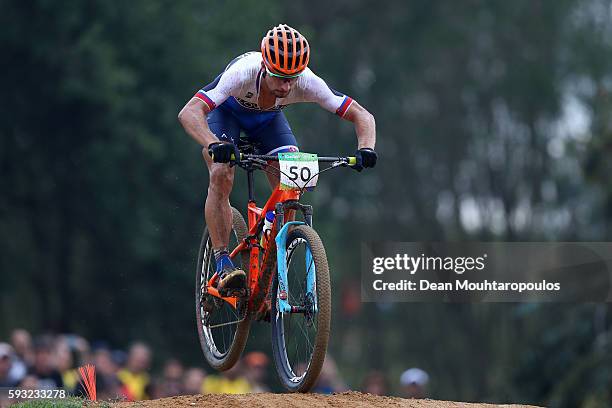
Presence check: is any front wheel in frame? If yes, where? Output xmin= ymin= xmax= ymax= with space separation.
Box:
xmin=271 ymin=225 xmax=331 ymax=392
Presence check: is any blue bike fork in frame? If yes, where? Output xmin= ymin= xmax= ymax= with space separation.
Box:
xmin=275 ymin=221 xmax=318 ymax=314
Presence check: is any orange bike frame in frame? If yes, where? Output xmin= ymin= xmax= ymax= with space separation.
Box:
xmin=206 ymin=185 xmax=300 ymax=309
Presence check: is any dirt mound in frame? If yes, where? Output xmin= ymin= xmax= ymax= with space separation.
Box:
xmin=111 ymin=391 xmax=542 ymax=408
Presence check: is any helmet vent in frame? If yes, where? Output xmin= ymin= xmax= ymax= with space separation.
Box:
xmin=261 ymin=24 xmax=309 ymax=75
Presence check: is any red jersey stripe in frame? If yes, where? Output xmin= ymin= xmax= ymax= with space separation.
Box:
xmin=195 ymin=90 xmax=217 ymax=111
xmin=336 ymin=96 xmax=354 ymax=117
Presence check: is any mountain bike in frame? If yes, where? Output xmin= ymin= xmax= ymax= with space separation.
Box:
xmin=195 ymin=150 xmax=357 ymax=392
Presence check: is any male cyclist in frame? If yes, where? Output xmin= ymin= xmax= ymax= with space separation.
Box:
xmin=178 ymin=24 xmax=377 ymax=296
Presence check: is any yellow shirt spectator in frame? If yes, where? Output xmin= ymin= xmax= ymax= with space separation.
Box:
xmin=202 ymin=375 xmax=251 ymax=394
xmin=117 ymin=369 xmax=150 ymax=400
xmin=61 ymin=369 xmax=78 ymax=391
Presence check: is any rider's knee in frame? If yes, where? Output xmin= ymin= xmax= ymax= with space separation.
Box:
xmin=209 ymin=166 xmax=234 ymax=196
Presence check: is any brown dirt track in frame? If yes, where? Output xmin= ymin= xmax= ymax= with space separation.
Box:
xmin=111 ymin=391 xmax=543 ymax=408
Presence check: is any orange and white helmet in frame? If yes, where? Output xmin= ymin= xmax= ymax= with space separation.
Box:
xmin=261 ymin=24 xmax=310 ymax=78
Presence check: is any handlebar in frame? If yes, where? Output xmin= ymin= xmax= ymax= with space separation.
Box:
xmin=214 ymin=152 xmax=358 ymax=194
xmin=232 ymin=153 xmax=357 ymax=166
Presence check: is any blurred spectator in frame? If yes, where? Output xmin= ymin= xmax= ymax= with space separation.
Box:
xmin=75 ymin=345 xmax=128 ymax=401
xmin=111 ymin=349 xmax=128 ymax=368
xmin=183 ymin=368 xmax=206 ymax=395
xmin=19 ymin=374 xmax=39 ymax=389
xmin=29 ymin=336 xmax=63 ymax=388
xmin=9 ymin=329 xmax=33 ymax=383
xmin=361 ymin=370 xmax=388 ymax=396
xmin=11 ymin=329 xmax=34 ymax=364
xmin=159 ymin=359 xmax=184 ymax=397
xmin=145 ymin=378 xmax=164 ymax=400
xmin=243 ymin=352 xmax=270 ymax=393
xmin=202 ymin=360 xmax=251 ymax=394
xmin=0 ymin=343 xmax=18 ymax=387
xmin=117 ymin=342 xmax=151 ymax=400
xmin=400 ymin=367 xmax=429 ymax=399
xmin=311 ymin=355 xmax=348 ymax=394
xmin=55 ymin=341 xmax=78 ymax=391
xmin=61 ymin=334 xmax=91 ymax=365
xmin=1 ymin=330 xmax=305 ymax=401
xmin=88 ymin=347 xmax=126 ymax=400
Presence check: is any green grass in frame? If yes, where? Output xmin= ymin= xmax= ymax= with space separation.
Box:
xmin=10 ymin=396 xmax=111 ymax=408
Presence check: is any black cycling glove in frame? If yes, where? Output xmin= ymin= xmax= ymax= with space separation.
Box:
xmin=208 ymin=142 xmax=240 ymax=164
xmin=352 ymin=148 xmax=377 ymax=172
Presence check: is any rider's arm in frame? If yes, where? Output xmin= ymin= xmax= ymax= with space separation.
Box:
xmin=301 ymin=69 xmax=376 ymax=150
xmin=178 ymin=65 xmax=241 ymax=147
xmin=342 ymin=101 xmax=376 ymax=150
xmin=177 ymin=98 xmax=217 ymax=148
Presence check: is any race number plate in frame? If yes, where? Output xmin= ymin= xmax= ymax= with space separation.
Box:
xmin=278 ymin=152 xmax=319 ymax=190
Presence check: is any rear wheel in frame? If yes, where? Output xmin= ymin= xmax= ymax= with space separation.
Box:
xmin=195 ymin=207 xmax=251 ymax=371
xmin=271 ymin=225 xmax=331 ymax=392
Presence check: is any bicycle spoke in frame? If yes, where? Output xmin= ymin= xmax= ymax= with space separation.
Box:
xmin=296 ymin=321 xmax=314 ymax=350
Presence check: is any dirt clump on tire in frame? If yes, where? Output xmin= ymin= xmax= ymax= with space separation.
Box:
xmin=111 ymin=391 xmax=542 ymax=408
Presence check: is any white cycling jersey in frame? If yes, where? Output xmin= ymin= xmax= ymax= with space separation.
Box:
xmin=194 ymin=52 xmax=353 ymax=118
